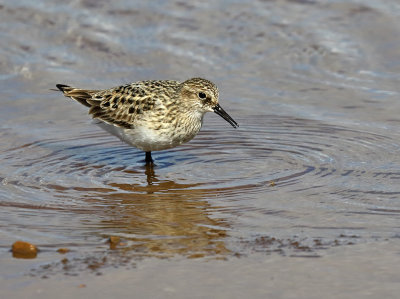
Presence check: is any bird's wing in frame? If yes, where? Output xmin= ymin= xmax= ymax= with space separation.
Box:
xmin=57 ymin=81 xmax=179 ymax=129
xmin=86 ymin=83 xmax=159 ymax=129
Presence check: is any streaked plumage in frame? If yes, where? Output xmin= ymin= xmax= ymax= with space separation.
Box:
xmin=56 ymin=78 xmax=238 ymax=164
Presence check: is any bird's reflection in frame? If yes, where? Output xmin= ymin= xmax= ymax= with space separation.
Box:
xmin=94 ymin=164 xmax=231 ymax=259
xmin=144 ymin=163 xmax=156 ymax=186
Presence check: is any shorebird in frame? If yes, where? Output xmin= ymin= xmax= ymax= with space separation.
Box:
xmin=56 ymin=78 xmax=238 ymax=165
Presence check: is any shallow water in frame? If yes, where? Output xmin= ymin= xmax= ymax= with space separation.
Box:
xmin=1 ymin=0 xmax=400 ymax=297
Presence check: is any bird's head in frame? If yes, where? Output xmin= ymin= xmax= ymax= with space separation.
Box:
xmin=179 ymin=78 xmax=238 ymax=128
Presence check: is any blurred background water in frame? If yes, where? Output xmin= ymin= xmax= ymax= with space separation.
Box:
xmin=1 ymin=0 xmax=400 ymax=297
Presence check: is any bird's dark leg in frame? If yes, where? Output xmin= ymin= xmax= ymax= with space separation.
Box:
xmin=145 ymin=151 xmax=154 ymax=165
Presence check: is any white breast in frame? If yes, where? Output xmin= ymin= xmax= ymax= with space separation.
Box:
xmin=93 ymin=117 xmax=202 ymax=152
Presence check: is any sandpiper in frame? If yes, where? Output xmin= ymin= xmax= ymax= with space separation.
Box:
xmin=56 ymin=78 xmax=238 ymax=165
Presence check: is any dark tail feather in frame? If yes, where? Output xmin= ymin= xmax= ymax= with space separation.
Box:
xmin=56 ymin=84 xmax=71 ymax=92
xmin=50 ymin=84 xmax=71 ymax=92
xmin=55 ymin=84 xmax=95 ymax=108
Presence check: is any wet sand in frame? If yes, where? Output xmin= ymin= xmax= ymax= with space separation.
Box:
xmin=3 ymin=241 xmax=400 ymax=298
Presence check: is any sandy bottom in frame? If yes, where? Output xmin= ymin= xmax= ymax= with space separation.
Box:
xmin=2 ymin=240 xmax=399 ymax=299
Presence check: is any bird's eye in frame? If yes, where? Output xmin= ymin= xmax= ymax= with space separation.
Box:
xmin=198 ymin=92 xmax=207 ymax=99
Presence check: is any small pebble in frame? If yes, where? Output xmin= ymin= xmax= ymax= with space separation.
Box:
xmin=108 ymin=236 xmax=120 ymax=244
xmin=12 ymin=241 xmax=38 ymax=259
xmin=108 ymin=236 xmax=121 ymax=249
xmin=57 ymin=248 xmax=70 ymax=254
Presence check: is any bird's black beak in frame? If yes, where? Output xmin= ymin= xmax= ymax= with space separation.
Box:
xmin=213 ymin=104 xmax=239 ymax=128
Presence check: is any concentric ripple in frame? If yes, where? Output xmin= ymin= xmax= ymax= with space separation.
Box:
xmin=2 ymin=114 xmax=400 ymax=211
xmin=1 ymin=113 xmax=400 ymax=268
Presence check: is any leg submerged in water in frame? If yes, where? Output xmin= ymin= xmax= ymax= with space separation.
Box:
xmin=145 ymin=151 xmax=154 ymax=165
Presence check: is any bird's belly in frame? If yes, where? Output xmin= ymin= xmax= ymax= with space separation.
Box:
xmin=123 ymin=126 xmax=192 ymax=151
xmin=94 ymin=121 xmax=200 ymax=152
